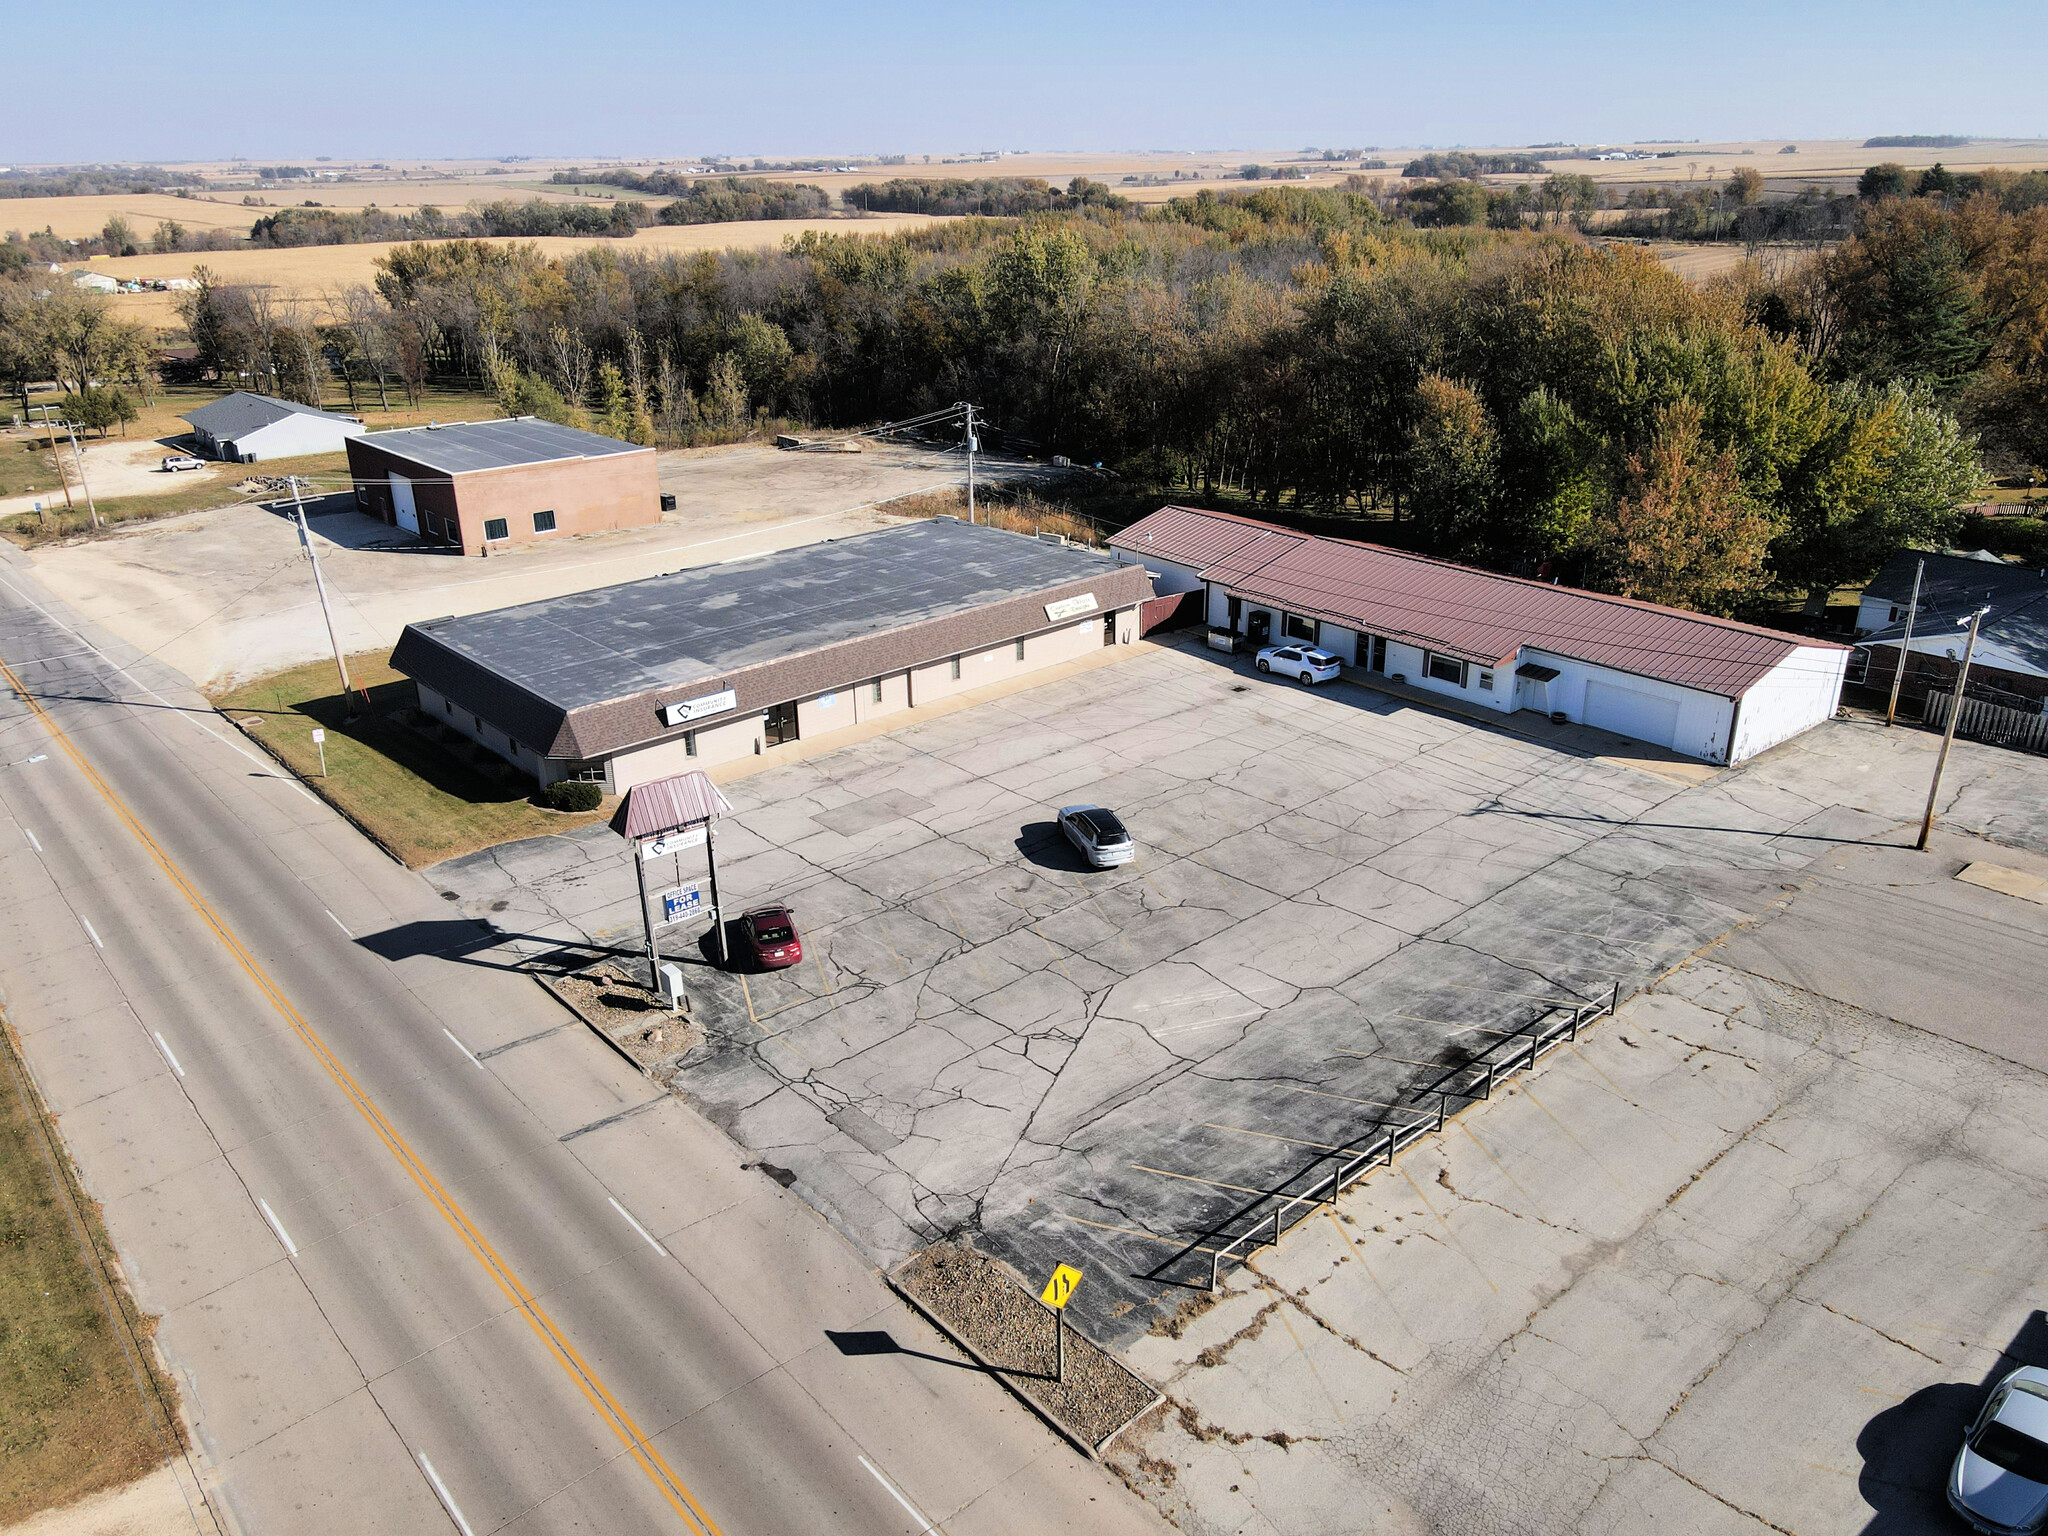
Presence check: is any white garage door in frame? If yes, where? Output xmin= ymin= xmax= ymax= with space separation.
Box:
xmin=1584 ymin=678 xmax=1681 ymax=748
xmin=389 ymin=472 xmax=418 ymax=534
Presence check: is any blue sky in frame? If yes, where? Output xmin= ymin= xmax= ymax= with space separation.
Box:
xmin=11 ymin=0 xmax=2044 ymax=163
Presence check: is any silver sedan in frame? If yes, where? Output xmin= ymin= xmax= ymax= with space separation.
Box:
xmin=1952 ymin=1366 xmax=2048 ymax=1534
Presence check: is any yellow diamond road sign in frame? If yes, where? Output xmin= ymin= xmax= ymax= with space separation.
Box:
xmin=1040 ymin=1263 xmax=1083 ymax=1310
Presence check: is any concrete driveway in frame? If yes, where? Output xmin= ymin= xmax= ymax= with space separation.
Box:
xmin=433 ymin=637 xmax=2029 ymax=1350
xmin=21 ymin=441 xmax=1031 ymax=690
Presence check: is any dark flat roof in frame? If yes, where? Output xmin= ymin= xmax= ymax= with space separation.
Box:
xmin=355 ymin=416 xmax=650 ymax=475
xmin=402 ymin=518 xmax=1126 ymax=712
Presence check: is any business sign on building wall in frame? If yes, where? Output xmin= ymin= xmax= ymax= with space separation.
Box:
xmin=661 ymin=688 xmax=736 ymax=727
xmin=1044 ymin=593 xmax=1100 ymax=622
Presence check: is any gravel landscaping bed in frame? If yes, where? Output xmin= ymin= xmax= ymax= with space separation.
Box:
xmin=545 ymin=963 xmax=701 ymax=1076
xmin=895 ymin=1243 xmax=1158 ymax=1454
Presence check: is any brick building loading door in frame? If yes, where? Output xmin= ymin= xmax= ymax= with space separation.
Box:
xmin=390 ymin=473 xmax=419 ymax=534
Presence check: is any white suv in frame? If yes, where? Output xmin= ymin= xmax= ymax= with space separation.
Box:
xmin=1256 ymin=645 xmax=1341 ymax=685
xmin=161 ymin=454 xmax=205 ymax=472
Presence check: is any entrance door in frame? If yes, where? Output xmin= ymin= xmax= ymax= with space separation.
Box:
xmin=1103 ymin=613 xmax=1117 ymax=647
xmin=389 ymin=473 xmax=419 ymax=535
xmin=1247 ymin=610 xmax=1272 ymax=645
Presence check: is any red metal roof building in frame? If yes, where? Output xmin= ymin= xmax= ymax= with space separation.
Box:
xmin=1110 ymin=506 xmax=1849 ymax=764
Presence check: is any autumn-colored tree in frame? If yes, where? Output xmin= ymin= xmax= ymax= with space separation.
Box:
xmin=1727 ymin=167 xmax=1766 ymax=206
xmin=1588 ymin=401 xmax=1778 ymax=616
xmin=1408 ymin=373 xmax=1499 ymax=561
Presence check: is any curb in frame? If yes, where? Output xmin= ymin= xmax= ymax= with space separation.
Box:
xmin=221 ymin=712 xmax=412 ymax=868
xmin=885 ymin=1270 xmax=1164 ymax=1461
xmin=534 ymin=971 xmax=661 ymax=1078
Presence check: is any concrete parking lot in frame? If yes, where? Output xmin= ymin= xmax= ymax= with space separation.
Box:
xmin=430 ymin=636 xmax=2041 ymax=1355
xmin=1107 ymin=823 xmax=2048 ymax=1535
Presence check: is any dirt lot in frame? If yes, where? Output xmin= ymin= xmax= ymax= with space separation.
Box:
xmin=20 ymin=440 xmax=1022 ymax=690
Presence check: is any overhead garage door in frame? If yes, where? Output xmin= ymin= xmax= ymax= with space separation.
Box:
xmin=1584 ymin=678 xmax=1681 ymax=748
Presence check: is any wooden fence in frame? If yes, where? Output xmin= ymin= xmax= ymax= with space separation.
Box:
xmin=1923 ymin=688 xmax=2048 ymax=756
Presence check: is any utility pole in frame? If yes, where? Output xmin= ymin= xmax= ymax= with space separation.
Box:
xmin=1915 ymin=606 xmax=1988 ymax=852
xmin=963 ymin=401 xmax=976 ymax=525
xmin=31 ymin=405 xmax=75 ymax=511
xmin=62 ymin=421 xmax=100 ymax=530
xmin=1884 ymin=559 xmax=1923 ymax=727
xmin=290 ymin=476 xmax=365 ymax=718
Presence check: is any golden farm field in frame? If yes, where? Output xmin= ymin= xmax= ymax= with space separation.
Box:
xmin=80 ymin=214 xmax=939 ymax=328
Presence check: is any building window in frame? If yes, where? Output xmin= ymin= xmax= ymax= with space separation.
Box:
xmin=473 ymin=714 xmax=484 ymax=733
xmin=684 ymin=730 xmax=697 ymax=758
xmin=509 ymin=738 xmax=520 ymax=755
xmin=1427 ymin=653 xmax=1468 ymax=687
xmin=354 ymin=485 xmax=369 ymax=508
xmin=571 ymin=760 xmax=607 ymax=784
xmin=871 ymin=679 xmax=883 ymax=703
xmin=1283 ymin=612 xmax=1318 ymax=643
xmin=950 ymin=656 xmax=962 ymax=681
xmin=1370 ymin=636 xmax=1387 ymax=672
xmin=1478 ymin=671 xmax=1494 ymax=691
xmin=763 ymin=701 xmax=798 ymax=746
xmin=1015 ymin=638 xmax=1026 ymax=661
xmin=532 ymin=509 xmax=556 ymax=533
xmin=483 ymin=517 xmax=509 ymax=542
xmin=423 ymin=514 xmax=439 ymax=538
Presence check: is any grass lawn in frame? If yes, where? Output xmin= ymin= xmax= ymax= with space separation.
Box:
xmin=0 ymin=1020 xmax=181 ymax=1523
xmin=215 ymin=652 xmax=612 ymax=868
xmin=0 ymin=449 xmax=351 ymax=548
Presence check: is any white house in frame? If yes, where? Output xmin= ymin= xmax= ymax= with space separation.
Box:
xmin=181 ymin=392 xmax=365 ymax=463
xmin=1111 ymin=505 xmax=1849 ymax=765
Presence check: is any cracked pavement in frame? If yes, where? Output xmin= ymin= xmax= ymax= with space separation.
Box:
xmin=429 ymin=638 xmax=2048 ymax=1367
xmin=1105 ymin=814 xmax=2048 ymax=1536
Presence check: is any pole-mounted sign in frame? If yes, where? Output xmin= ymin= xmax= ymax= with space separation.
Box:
xmin=1040 ymin=1263 xmax=1083 ymax=1382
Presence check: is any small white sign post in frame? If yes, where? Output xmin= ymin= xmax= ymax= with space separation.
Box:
xmin=311 ymin=727 xmax=327 ymax=777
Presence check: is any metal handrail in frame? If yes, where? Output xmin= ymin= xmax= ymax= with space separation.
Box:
xmin=1144 ymin=981 xmax=1620 ymax=1293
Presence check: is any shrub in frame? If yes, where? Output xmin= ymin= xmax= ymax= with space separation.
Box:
xmin=541 ymin=779 xmax=602 ymax=812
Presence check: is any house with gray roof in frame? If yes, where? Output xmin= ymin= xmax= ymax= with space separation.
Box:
xmin=181 ymin=391 xmax=364 ymax=463
xmin=1851 ymin=550 xmax=2048 ymax=713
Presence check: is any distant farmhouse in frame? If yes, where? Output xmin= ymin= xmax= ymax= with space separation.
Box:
xmin=181 ymin=392 xmax=365 ymax=463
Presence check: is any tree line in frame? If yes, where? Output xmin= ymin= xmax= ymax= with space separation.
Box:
xmin=9 ymin=173 xmax=2041 ymax=620
xmin=140 ymin=178 xmax=2026 ymax=616
xmin=845 ymin=177 xmax=1132 ymax=216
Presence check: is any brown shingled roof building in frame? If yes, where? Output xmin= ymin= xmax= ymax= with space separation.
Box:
xmin=392 ymin=518 xmax=1154 ymax=792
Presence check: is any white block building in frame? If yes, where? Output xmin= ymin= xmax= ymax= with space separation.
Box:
xmin=181 ymin=392 xmax=364 ymax=463
xmin=1111 ymin=506 xmax=1848 ymax=765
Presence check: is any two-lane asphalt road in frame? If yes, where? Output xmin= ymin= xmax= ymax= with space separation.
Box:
xmin=0 ymin=552 xmax=1163 ymax=1536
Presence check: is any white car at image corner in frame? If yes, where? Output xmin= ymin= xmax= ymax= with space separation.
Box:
xmin=1256 ymin=645 xmax=1342 ymax=685
xmin=161 ymin=454 xmax=205 ymax=472
xmin=1951 ymin=1366 xmax=2048 ymax=1534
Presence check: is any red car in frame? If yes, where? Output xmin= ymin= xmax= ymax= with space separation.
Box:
xmin=735 ymin=905 xmax=803 ymax=970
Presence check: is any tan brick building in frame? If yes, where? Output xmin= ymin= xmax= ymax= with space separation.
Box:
xmin=346 ymin=417 xmax=660 ymax=556
xmin=391 ymin=518 xmax=1155 ymax=791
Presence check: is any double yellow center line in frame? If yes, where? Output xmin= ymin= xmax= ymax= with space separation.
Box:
xmin=0 ymin=655 xmax=724 ymax=1536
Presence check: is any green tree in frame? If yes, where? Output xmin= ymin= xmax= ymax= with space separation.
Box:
xmin=1829 ymin=207 xmax=1992 ymax=394
xmin=101 ymin=216 xmax=139 ymax=256
xmin=152 ymin=220 xmax=186 ymax=254
xmin=703 ymin=352 xmax=749 ymax=430
xmin=1586 ymin=400 xmax=1778 ymax=615
xmin=1408 ymin=373 xmax=1499 ymax=560
xmin=1858 ymin=163 xmax=1916 ymax=200
xmin=1777 ymin=380 xmax=1982 ymax=600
